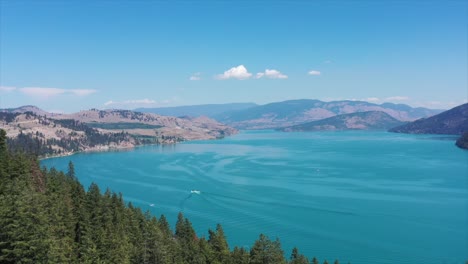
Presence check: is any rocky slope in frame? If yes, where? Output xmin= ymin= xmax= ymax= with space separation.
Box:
xmin=55 ymin=109 xmax=236 ymax=141
xmin=389 ymin=103 xmax=468 ymax=135
xmin=215 ymin=99 xmax=442 ymax=129
xmin=279 ymin=111 xmax=404 ymax=132
xmin=0 ymin=107 xmax=237 ymax=157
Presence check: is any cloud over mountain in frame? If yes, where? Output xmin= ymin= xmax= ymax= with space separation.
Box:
xmin=0 ymin=86 xmax=16 ymax=93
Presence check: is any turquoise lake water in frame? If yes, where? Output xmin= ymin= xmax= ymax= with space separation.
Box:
xmin=41 ymin=130 xmax=468 ymax=264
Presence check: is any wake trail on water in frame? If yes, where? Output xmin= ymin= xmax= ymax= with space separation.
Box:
xmin=179 ymin=193 xmax=192 ymax=210
xmin=184 ymin=191 xmax=356 ymax=216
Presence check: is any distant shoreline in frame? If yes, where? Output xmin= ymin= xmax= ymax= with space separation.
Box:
xmin=37 ymin=135 xmax=233 ymax=160
xmin=38 ymin=141 xmax=170 ymax=160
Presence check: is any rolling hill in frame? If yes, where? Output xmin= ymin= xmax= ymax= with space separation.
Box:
xmin=0 ymin=106 xmax=237 ymax=157
xmin=279 ymin=111 xmax=405 ymax=132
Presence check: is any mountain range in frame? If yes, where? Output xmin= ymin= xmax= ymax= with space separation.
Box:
xmin=136 ymin=100 xmax=442 ymax=129
xmin=136 ymin=103 xmax=257 ymax=118
xmin=279 ymin=111 xmax=405 ymax=132
xmin=1 ymin=101 xmax=465 ymax=153
xmin=217 ymin=100 xmax=443 ymax=129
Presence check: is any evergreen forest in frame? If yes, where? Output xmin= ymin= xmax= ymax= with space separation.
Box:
xmin=0 ymin=129 xmax=339 ymax=264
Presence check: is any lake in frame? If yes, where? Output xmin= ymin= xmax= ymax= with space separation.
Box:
xmin=41 ymin=130 xmax=468 ymax=264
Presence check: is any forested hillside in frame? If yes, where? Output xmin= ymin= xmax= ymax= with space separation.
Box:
xmin=1 ymin=111 xmax=145 ymax=157
xmin=0 ymin=129 xmax=335 ymax=264
xmin=0 ymin=108 xmax=237 ymax=158
xmin=455 ymin=132 xmax=468 ymax=150
xmin=389 ymin=103 xmax=468 ymax=135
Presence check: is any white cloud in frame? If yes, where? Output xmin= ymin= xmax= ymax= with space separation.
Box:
xmin=104 ymin=97 xmax=181 ymax=109
xmin=104 ymin=100 xmax=116 ymax=106
xmin=20 ymin=87 xmax=67 ymax=98
xmin=189 ymin=72 xmax=201 ymax=81
xmin=70 ymin=89 xmax=98 ymax=96
xmin=426 ymin=101 xmax=442 ymax=106
xmin=0 ymin=86 xmax=16 ymax=93
xmin=365 ymin=97 xmax=380 ymax=102
xmin=256 ymin=69 xmax=288 ymax=79
xmin=386 ymin=96 xmax=409 ymax=101
xmin=216 ymin=65 xmax=252 ymax=80
xmin=308 ymin=70 xmax=321 ymax=76
xmin=105 ymin=99 xmax=156 ymax=106
xmin=412 ymin=100 xmax=462 ymax=109
xmin=127 ymin=99 xmax=156 ymax=104
xmin=19 ymin=87 xmax=97 ymax=98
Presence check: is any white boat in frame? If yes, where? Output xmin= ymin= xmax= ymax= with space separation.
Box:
xmin=190 ymin=190 xmax=201 ymax=194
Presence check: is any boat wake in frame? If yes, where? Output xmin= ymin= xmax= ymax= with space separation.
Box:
xmin=179 ymin=190 xmax=355 ymax=216
xmin=179 ymin=190 xmax=203 ymax=210
xmin=179 ymin=193 xmax=192 ymax=210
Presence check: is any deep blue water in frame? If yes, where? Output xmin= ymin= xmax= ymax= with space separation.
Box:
xmin=41 ymin=130 xmax=468 ymax=264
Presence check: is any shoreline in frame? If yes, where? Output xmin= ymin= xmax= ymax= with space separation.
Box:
xmin=38 ymin=142 xmax=165 ymax=161
xmin=38 ymin=133 xmax=236 ymax=160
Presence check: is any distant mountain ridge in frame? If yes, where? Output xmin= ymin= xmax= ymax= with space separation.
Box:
xmin=2 ymin=105 xmax=55 ymax=116
xmin=279 ymin=111 xmax=405 ymax=132
xmin=389 ymin=103 xmax=468 ymax=135
xmin=213 ymin=99 xmax=442 ymax=129
xmin=136 ymin=103 xmax=257 ymax=118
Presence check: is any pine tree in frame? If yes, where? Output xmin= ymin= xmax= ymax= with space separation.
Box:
xmin=0 ymin=175 xmax=49 ymax=263
xmin=0 ymin=129 xmax=8 ymax=182
xmin=84 ymin=183 xmax=103 ymax=262
xmin=125 ymin=204 xmax=145 ymax=264
xmin=197 ymin=237 xmax=213 ymax=263
xmin=290 ymin=247 xmax=309 ymax=264
xmin=250 ymin=234 xmax=286 ymax=264
xmin=0 ymin=129 xmax=7 ymax=154
xmin=67 ymin=161 xmax=76 ymax=179
xmin=208 ymin=223 xmax=230 ymax=263
xmin=157 ymin=214 xmax=179 ymax=264
xmin=178 ymin=213 xmax=202 ymax=263
xmin=158 ymin=214 xmax=172 ymax=237
xmin=231 ymin=246 xmax=250 ymax=264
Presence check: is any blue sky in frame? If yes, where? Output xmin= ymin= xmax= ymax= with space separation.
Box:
xmin=0 ymin=0 xmax=467 ymax=112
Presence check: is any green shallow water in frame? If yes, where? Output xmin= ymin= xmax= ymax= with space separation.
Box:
xmin=41 ymin=130 xmax=468 ymax=263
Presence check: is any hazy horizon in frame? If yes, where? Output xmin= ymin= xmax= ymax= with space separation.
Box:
xmin=1 ymin=97 xmax=454 ymax=115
